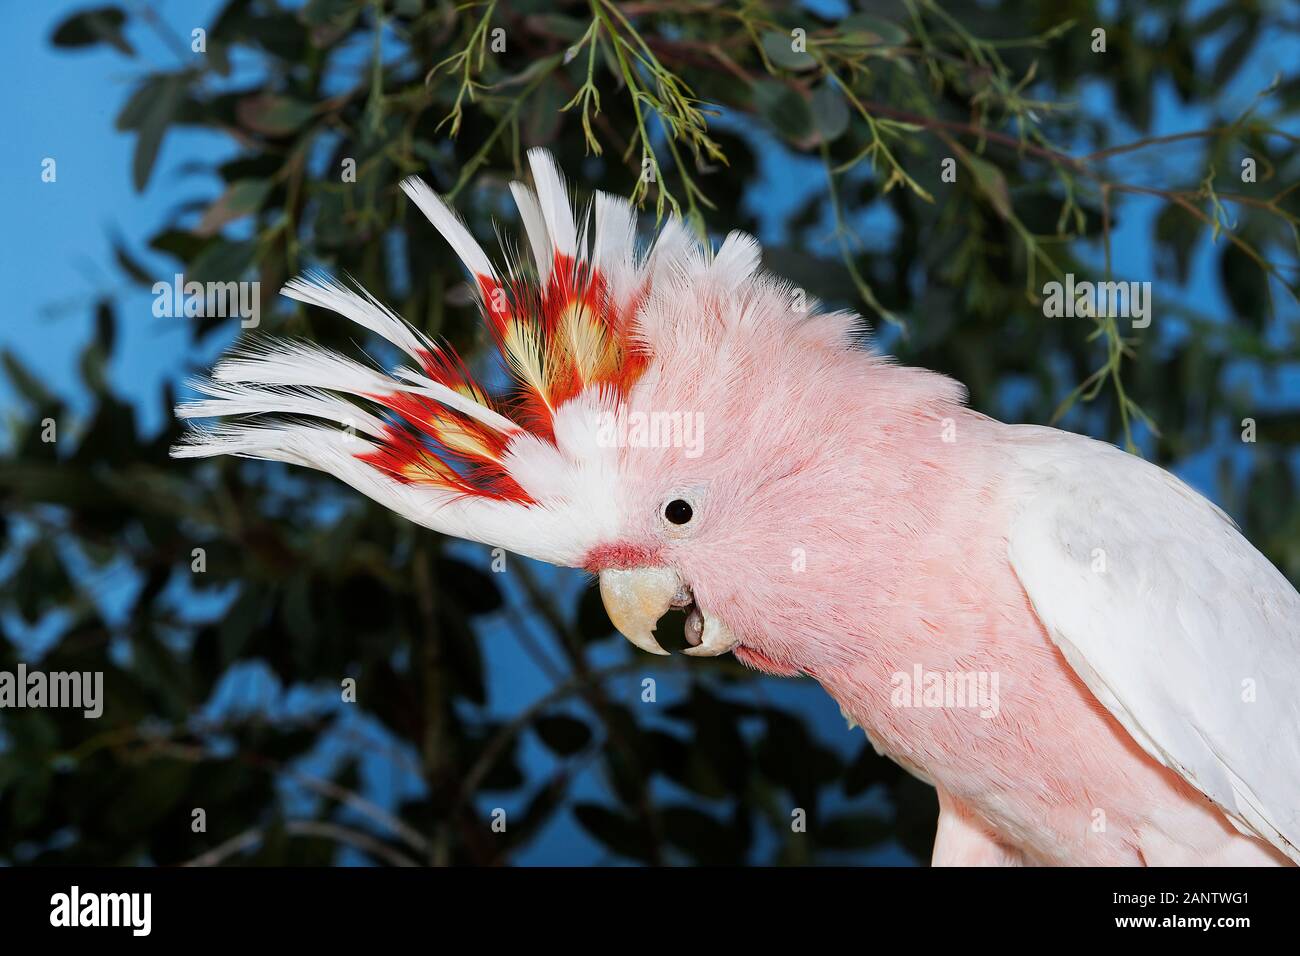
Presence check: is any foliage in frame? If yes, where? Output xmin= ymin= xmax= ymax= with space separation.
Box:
xmin=2 ymin=0 xmax=1297 ymax=865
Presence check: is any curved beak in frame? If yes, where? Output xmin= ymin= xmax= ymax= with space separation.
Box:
xmin=598 ymin=568 xmax=739 ymax=658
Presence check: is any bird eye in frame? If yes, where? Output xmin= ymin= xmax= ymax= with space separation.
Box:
xmin=664 ymin=499 xmax=693 ymax=525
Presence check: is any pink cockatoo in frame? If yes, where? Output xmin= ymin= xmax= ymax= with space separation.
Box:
xmin=174 ymin=150 xmax=1300 ymax=866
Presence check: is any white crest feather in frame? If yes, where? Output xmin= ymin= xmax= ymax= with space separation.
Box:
xmin=176 ymin=379 xmax=388 ymax=438
xmin=593 ymin=191 xmax=639 ymax=312
xmin=709 ymin=231 xmax=762 ymax=290
xmin=526 ymin=148 xmax=578 ymax=260
xmin=282 ymin=271 xmax=434 ymax=364
xmin=213 ymin=338 xmax=516 ymax=434
xmin=509 ymin=182 xmax=552 ymax=284
xmin=400 ymin=175 xmax=496 ymax=279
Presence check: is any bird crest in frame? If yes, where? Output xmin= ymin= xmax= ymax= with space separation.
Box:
xmin=176 ymin=150 xmax=671 ymax=506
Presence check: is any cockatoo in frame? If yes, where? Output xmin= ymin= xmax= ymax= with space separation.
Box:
xmin=174 ymin=150 xmax=1300 ymax=866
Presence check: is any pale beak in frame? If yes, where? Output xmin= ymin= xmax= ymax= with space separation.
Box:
xmin=598 ymin=568 xmax=739 ymax=658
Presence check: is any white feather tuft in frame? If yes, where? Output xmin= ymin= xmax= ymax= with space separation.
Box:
xmin=281 ymin=271 xmax=435 ymax=364
xmin=176 ymin=379 xmax=388 ymax=438
xmin=526 ymin=148 xmax=578 ymax=260
xmin=709 ymin=231 xmax=762 ymax=290
xmin=509 ymin=182 xmax=552 ymax=284
xmin=593 ymin=191 xmax=639 ymax=312
xmin=213 ymin=338 xmax=518 ymax=434
xmin=400 ymin=175 xmax=496 ymax=279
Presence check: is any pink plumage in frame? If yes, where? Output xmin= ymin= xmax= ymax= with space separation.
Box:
xmin=174 ymin=150 xmax=1300 ymax=866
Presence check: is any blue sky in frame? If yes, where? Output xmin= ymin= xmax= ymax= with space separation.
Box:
xmin=1 ymin=1 xmax=238 ymax=437
xmin=2 ymin=1 xmax=1297 ymax=865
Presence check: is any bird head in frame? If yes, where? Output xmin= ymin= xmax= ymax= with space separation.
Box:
xmin=174 ymin=149 xmax=963 ymax=673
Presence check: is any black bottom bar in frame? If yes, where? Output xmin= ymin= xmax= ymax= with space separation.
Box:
xmin=0 ymin=866 xmax=1286 ymax=941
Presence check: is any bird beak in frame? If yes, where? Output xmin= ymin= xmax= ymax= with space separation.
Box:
xmin=598 ymin=568 xmax=739 ymax=658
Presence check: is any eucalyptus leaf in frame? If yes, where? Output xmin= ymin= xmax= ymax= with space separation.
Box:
xmin=760 ymin=30 xmax=817 ymax=71
xmin=131 ymin=74 xmax=188 ymax=191
xmin=752 ymin=80 xmax=813 ymax=142
xmin=51 ymin=6 xmax=134 ymax=56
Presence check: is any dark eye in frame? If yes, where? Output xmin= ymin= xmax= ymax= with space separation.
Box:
xmin=665 ymin=499 xmax=693 ymax=525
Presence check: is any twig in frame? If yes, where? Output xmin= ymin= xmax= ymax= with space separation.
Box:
xmin=182 ymin=821 xmax=421 ymax=867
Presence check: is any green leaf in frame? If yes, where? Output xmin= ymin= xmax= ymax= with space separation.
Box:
xmin=94 ymin=300 xmax=116 ymax=356
xmin=149 ymin=228 xmax=209 ymax=263
xmin=131 ymin=74 xmax=188 ymax=191
xmin=840 ymin=14 xmax=910 ymax=46
xmin=301 ymin=0 xmax=362 ymax=47
xmin=522 ymin=77 xmax=566 ymax=147
xmin=10 ymin=540 xmax=75 ymax=623
xmin=1154 ymin=203 xmax=1199 ymax=284
xmin=964 ymin=154 xmax=1012 ymax=220
xmin=503 ymin=771 xmax=570 ymax=849
xmin=756 ymin=710 xmax=842 ymax=807
xmin=473 ymin=737 xmax=525 ymax=790
xmin=661 ymin=805 xmax=745 ymax=864
xmin=236 ymin=94 xmax=316 ymax=136
xmin=117 ymin=75 xmax=174 ymax=131
xmin=532 ymin=14 xmax=589 ymax=42
xmin=196 ymin=179 xmax=273 ymax=236
xmin=760 ymin=31 xmax=816 ymax=71
xmin=301 ymin=0 xmax=360 ymax=28
xmin=751 ymin=80 xmax=813 ymax=142
xmin=810 ymin=83 xmax=850 ymax=144
xmin=110 ymin=230 xmax=154 ymax=286
xmin=51 ymin=6 xmax=134 ymax=56
xmin=187 ymin=239 xmax=256 ymax=284
xmin=572 ymin=804 xmax=654 ymax=863
xmin=1211 ymin=28 xmax=1255 ymax=89
xmin=534 ymin=714 xmax=592 ymax=756
xmin=1219 ymin=241 xmax=1268 ymax=330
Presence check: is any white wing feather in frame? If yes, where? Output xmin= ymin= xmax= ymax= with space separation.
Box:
xmin=1006 ymin=425 xmax=1300 ymax=862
